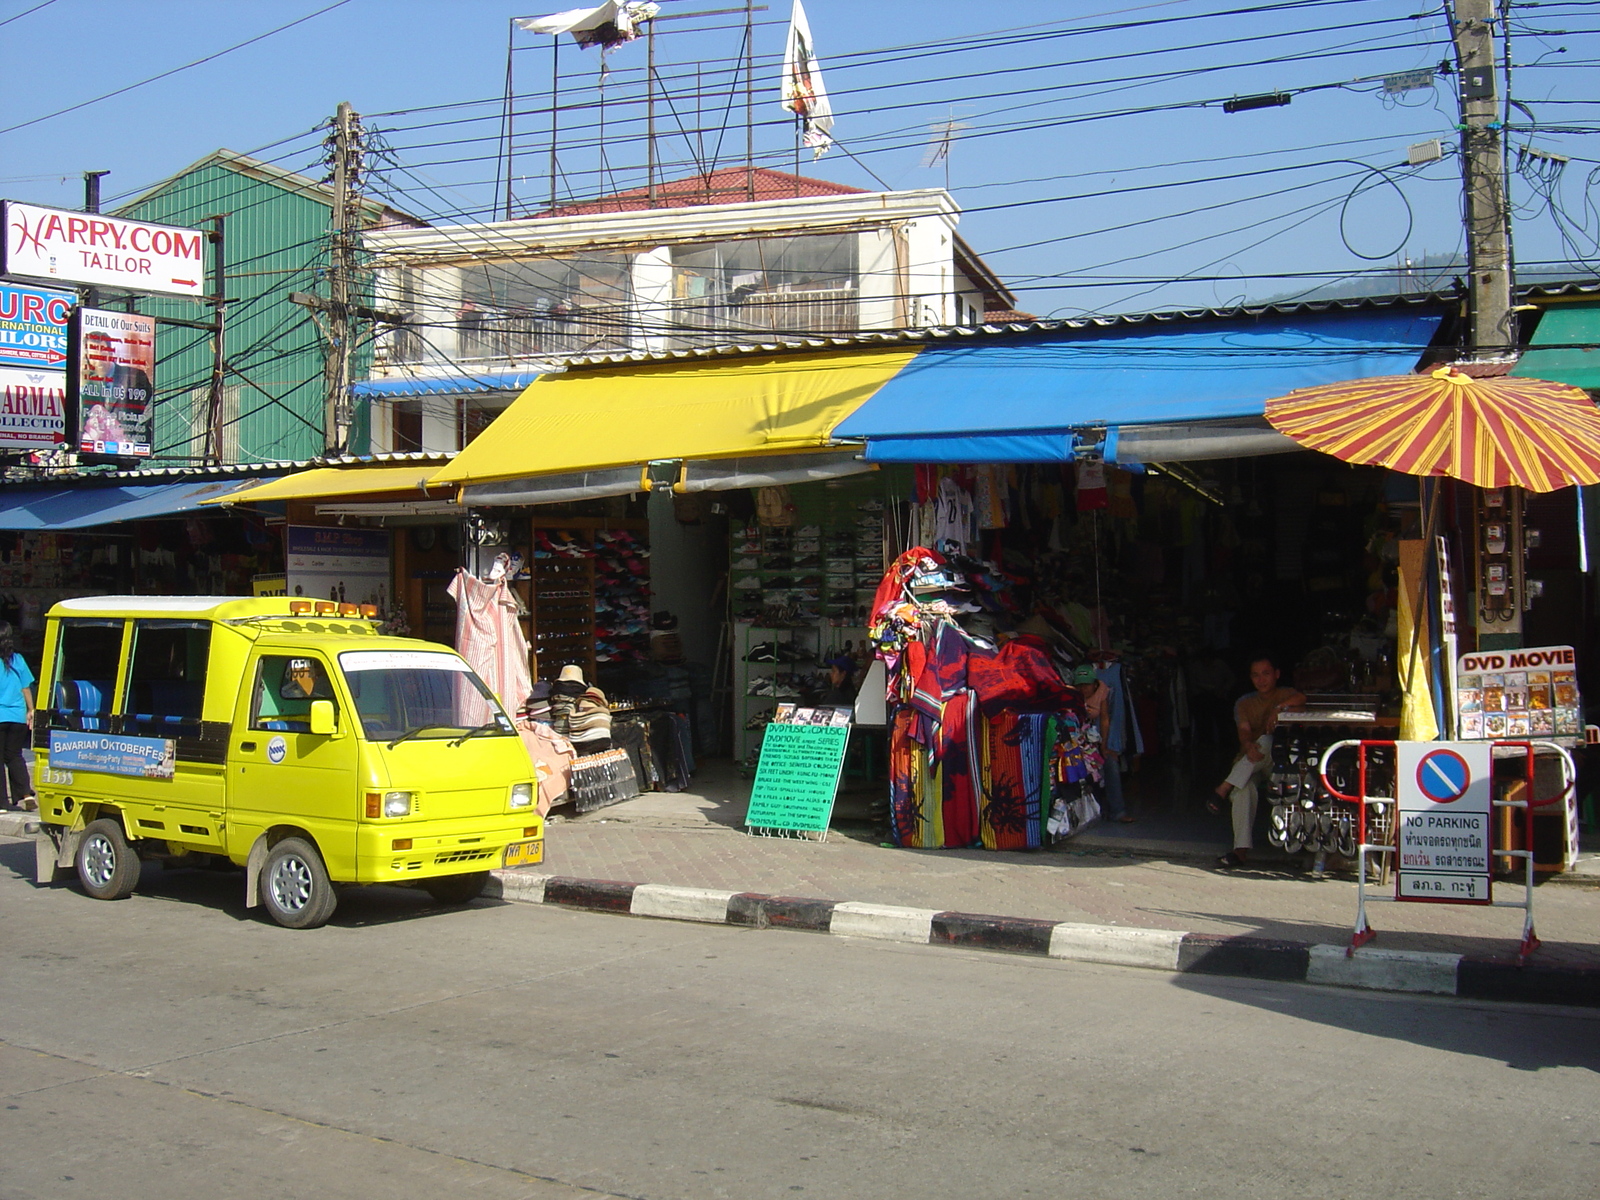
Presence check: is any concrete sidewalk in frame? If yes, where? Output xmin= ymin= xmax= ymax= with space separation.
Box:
xmin=540 ymin=759 xmax=1600 ymax=969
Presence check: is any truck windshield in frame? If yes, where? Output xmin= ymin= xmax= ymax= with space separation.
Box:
xmin=338 ymin=650 xmax=515 ymax=743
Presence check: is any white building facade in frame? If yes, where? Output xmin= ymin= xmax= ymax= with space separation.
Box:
xmin=359 ymin=178 xmax=1013 ymax=454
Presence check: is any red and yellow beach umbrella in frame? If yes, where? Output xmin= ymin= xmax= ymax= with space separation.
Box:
xmin=1264 ymin=366 xmax=1600 ymax=492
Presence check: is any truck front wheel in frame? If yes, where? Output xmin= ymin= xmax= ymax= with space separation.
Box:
xmin=261 ymin=837 xmax=338 ymax=929
xmin=76 ymin=817 xmax=141 ymax=900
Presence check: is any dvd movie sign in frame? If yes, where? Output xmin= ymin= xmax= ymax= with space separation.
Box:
xmin=70 ymin=308 xmax=154 ymax=458
xmin=0 ymin=282 xmax=73 ymax=370
xmin=0 ymin=366 xmax=67 ymax=449
xmin=1455 ymin=644 xmax=1581 ymax=740
xmin=3 ymin=201 xmax=206 ymax=297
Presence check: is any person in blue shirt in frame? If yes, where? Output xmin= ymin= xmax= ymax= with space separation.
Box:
xmin=0 ymin=621 xmax=36 ymax=811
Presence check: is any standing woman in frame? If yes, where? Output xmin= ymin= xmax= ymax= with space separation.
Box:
xmin=0 ymin=621 xmax=35 ymax=811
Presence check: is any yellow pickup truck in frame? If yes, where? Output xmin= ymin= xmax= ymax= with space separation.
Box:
xmin=33 ymin=596 xmax=541 ymax=928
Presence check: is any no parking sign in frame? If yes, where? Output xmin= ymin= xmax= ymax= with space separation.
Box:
xmin=1395 ymin=741 xmax=1493 ymax=903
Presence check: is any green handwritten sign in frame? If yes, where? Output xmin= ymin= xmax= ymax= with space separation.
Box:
xmin=745 ymin=723 xmax=850 ymax=834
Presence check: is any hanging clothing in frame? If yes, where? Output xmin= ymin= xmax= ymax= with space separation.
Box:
xmin=978 ymin=711 xmax=1049 ymax=850
xmin=1095 ymin=661 xmax=1129 ymax=755
xmin=933 ymin=476 xmax=975 ymax=553
xmin=448 ymin=570 xmax=533 ymax=718
xmin=516 ymin=717 xmax=577 ymax=815
xmin=974 ymin=465 xmax=1008 ymax=530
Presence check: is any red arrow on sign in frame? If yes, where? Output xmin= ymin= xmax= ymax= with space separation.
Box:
xmin=170 ymin=278 xmax=197 ymax=287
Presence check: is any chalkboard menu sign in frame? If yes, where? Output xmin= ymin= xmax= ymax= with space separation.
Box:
xmin=745 ymin=721 xmax=850 ymax=835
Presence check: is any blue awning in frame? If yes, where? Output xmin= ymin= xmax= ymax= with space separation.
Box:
xmin=832 ymin=309 xmax=1443 ymax=462
xmin=0 ymin=476 xmax=281 ymax=531
xmin=352 ymin=372 xmax=545 ymax=399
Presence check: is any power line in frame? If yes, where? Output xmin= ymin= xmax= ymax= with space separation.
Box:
xmin=0 ymin=0 xmax=355 ymax=136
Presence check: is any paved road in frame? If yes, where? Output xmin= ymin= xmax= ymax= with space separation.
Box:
xmin=2 ymin=835 xmax=1596 ymax=1199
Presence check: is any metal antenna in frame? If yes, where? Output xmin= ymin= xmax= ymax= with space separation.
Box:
xmin=920 ymin=112 xmax=969 ymax=191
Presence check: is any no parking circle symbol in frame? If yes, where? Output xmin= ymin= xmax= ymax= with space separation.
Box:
xmin=1416 ymin=748 xmax=1471 ymax=803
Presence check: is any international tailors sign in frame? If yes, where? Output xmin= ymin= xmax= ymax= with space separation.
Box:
xmin=3 ymin=201 xmax=206 ymax=297
xmin=0 ymin=366 xmax=67 ymax=449
xmin=69 ymin=307 xmax=155 ymax=458
xmin=0 ymin=282 xmax=73 ymax=370
xmin=49 ymin=730 xmax=176 ymax=780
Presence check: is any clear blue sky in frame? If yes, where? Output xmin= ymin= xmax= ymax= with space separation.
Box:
xmin=3 ymin=0 xmax=1598 ymax=316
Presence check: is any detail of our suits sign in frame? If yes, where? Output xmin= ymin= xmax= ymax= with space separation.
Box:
xmin=1395 ymin=740 xmax=1492 ymax=903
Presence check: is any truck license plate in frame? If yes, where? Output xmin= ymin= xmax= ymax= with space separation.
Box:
xmin=504 ymin=839 xmax=543 ymax=868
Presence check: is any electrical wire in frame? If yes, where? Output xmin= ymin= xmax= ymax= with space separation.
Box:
xmin=0 ymin=1 xmax=357 ymax=137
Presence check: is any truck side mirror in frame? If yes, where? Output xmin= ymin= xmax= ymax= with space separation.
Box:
xmin=309 ymin=700 xmax=337 ymax=736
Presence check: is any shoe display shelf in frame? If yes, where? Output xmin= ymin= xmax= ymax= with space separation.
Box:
xmin=733 ymin=620 xmax=823 ymax=763
xmin=502 ymin=516 xmax=649 ymax=683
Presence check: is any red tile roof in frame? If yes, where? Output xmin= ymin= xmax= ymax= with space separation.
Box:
xmin=528 ymin=167 xmax=867 ymax=217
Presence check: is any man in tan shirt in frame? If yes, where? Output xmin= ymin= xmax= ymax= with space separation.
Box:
xmin=1212 ymin=655 xmax=1304 ymax=868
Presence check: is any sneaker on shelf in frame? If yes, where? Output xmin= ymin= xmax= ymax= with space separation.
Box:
xmin=763 ymin=575 xmax=795 ymax=589
xmin=732 ymin=556 xmax=759 ymax=570
xmin=796 ymin=525 xmax=821 ymax=537
xmin=734 ymin=576 xmax=764 ymax=590
xmin=763 ymin=556 xmax=793 ymax=571
xmin=792 ymin=555 xmax=822 ymax=569
xmin=858 ymin=498 xmax=884 ymax=511
xmin=745 ymin=642 xmax=781 ymax=662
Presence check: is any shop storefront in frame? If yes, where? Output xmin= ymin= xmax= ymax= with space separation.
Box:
xmin=0 ymin=472 xmax=283 ymax=662
xmin=317 ymin=287 xmax=1591 ymax=884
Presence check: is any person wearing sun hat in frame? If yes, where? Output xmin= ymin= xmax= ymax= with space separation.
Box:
xmin=1074 ymin=662 xmax=1132 ymax=823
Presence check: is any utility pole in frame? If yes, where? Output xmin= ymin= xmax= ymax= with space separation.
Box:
xmin=1452 ymin=0 xmax=1514 ymax=360
xmin=324 ymin=101 xmax=361 ymax=455
xmin=82 ymin=171 xmax=109 ymax=310
xmin=203 ymin=215 xmax=227 ymax=466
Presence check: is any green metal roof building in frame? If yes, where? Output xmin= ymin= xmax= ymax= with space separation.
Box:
xmin=114 ymin=150 xmax=419 ymax=465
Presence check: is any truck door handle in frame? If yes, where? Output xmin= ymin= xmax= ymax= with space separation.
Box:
xmin=239 ymin=741 xmax=257 ymax=752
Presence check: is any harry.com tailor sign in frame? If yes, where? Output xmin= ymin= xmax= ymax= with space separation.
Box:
xmin=3 ymin=201 xmax=206 ymax=297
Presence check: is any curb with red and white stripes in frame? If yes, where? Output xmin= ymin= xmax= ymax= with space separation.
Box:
xmin=487 ymin=870 xmax=1600 ymax=1008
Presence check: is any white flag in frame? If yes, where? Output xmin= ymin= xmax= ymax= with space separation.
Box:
xmin=518 ymin=2 xmax=658 ymax=48
xmin=781 ymin=0 xmax=834 ymax=159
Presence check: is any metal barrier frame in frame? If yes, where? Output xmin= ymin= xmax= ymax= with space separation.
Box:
xmin=1317 ymin=738 xmax=1575 ymax=963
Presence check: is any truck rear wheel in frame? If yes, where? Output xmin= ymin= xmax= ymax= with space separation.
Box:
xmin=261 ymin=837 xmax=338 ymax=929
xmin=423 ymin=871 xmax=490 ymax=905
xmin=76 ymin=817 xmax=142 ymax=901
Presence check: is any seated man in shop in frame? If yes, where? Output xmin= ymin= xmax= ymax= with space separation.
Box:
xmin=1211 ymin=654 xmax=1304 ymax=869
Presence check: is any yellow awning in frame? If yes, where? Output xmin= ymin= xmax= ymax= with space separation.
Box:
xmin=201 ymin=464 xmax=451 ymax=505
xmin=430 ymin=348 xmax=920 ymax=487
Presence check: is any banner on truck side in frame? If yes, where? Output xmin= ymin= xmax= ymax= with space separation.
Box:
xmin=49 ymin=730 xmax=176 ymax=780
xmin=3 ymin=201 xmax=206 ymax=297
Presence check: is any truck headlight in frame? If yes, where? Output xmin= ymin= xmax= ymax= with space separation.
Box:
xmin=510 ymin=782 xmax=534 ymax=809
xmin=383 ymin=791 xmax=413 ymax=817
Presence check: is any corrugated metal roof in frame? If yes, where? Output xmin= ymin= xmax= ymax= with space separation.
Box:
xmin=2 ymin=451 xmax=454 ymax=490
xmin=353 ymin=373 xmax=546 ymax=398
xmin=529 ymin=167 xmax=866 ymax=218
xmin=535 ymin=291 xmax=1452 ymax=373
